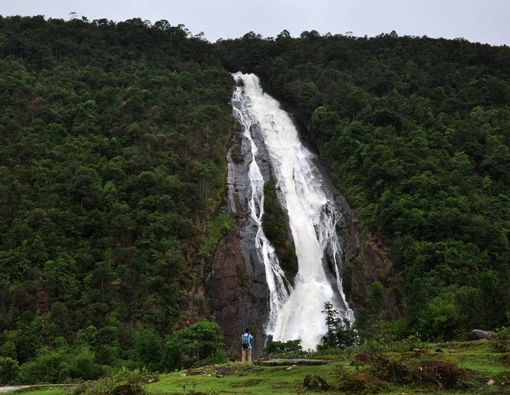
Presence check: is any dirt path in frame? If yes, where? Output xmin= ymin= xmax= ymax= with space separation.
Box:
xmin=0 ymin=387 xmax=32 ymax=393
xmin=0 ymin=385 xmax=74 ymax=393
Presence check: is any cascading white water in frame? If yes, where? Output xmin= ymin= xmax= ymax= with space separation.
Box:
xmin=232 ymin=72 xmax=354 ymax=350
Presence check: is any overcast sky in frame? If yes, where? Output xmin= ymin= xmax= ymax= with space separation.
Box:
xmin=2 ymin=0 xmax=509 ymax=46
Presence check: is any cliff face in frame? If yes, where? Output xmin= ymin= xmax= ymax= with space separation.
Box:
xmin=204 ymin=220 xmax=269 ymax=359
xmin=204 ymin=125 xmax=401 ymax=359
xmin=204 ymin=127 xmax=272 ymax=359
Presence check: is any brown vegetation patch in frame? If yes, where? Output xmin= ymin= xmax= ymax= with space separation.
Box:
xmin=499 ymin=352 xmax=510 ymax=363
xmin=217 ymin=366 xmax=233 ymax=376
xmin=338 ymin=371 xmax=388 ymax=394
xmin=351 ymin=352 xmax=473 ymax=391
xmin=493 ymin=370 xmax=510 ymax=382
xmin=354 ymin=353 xmax=413 ymax=383
xmin=303 ymin=374 xmax=331 ymax=391
xmin=416 ymin=361 xmax=471 ymax=389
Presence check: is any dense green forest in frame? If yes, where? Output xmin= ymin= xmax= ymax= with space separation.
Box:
xmin=0 ymin=15 xmax=233 ymax=381
xmin=1 ymin=15 xmax=510 ymax=383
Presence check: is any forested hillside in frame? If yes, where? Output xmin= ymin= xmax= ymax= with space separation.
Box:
xmin=218 ymin=30 xmax=510 ymax=339
xmin=0 ymin=15 xmax=234 ymax=379
xmin=1 ymin=15 xmax=510 ymax=383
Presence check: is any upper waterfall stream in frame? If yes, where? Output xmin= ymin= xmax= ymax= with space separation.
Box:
xmin=231 ymin=72 xmax=354 ymax=350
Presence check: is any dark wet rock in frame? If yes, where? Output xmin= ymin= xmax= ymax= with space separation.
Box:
xmin=205 ymin=128 xmax=271 ymax=360
xmin=469 ymin=329 xmax=496 ymax=340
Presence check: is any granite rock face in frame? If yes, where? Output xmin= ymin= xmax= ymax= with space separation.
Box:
xmin=205 ymin=126 xmax=272 ymax=360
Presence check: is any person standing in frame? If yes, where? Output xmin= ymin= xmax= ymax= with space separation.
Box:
xmin=241 ymin=328 xmax=253 ymax=364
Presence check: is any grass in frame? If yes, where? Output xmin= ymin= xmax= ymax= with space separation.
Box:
xmin=9 ymin=340 xmax=510 ymax=395
xmin=11 ymin=388 xmax=70 ymax=395
xmin=149 ymin=364 xmax=310 ymax=395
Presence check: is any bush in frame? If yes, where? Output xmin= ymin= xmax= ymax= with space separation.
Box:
xmin=165 ymin=321 xmax=226 ymax=370
xmin=495 ymin=326 xmax=510 ymax=352
xmin=17 ymin=345 xmax=103 ymax=384
xmin=262 ymin=340 xmax=309 ymax=359
xmin=132 ymin=329 xmax=164 ymax=372
xmin=0 ymin=357 xmax=20 ymax=384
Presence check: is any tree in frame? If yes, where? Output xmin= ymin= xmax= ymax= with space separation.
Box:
xmin=320 ymin=302 xmax=357 ymax=350
xmin=165 ymin=321 xmax=226 ymax=369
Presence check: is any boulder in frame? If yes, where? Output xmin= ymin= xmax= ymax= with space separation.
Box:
xmin=469 ymin=329 xmax=496 ymax=340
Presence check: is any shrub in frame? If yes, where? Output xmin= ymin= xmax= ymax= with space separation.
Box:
xmin=17 ymin=345 xmax=102 ymax=384
xmin=132 ymin=329 xmax=164 ymax=372
xmin=262 ymin=339 xmax=309 ymax=359
xmin=495 ymin=326 xmax=510 ymax=352
xmin=0 ymin=357 xmax=20 ymax=384
xmin=165 ymin=321 xmax=226 ymax=370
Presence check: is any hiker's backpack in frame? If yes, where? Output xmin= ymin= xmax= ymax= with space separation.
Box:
xmin=242 ymin=333 xmax=249 ymax=349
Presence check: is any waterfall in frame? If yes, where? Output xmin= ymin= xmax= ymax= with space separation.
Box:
xmin=231 ymin=72 xmax=354 ymax=350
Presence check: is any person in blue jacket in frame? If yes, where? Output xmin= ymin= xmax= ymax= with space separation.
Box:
xmin=241 ymin=328 xmax=253 ymax=364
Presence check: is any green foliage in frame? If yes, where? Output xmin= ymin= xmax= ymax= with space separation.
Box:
xmin=262 ymin=182 xmax=297 ymax=276
xmin=262 ymin=182 xmax=287 ymax=248
xmin=74 ymin=367 xmax=151 ymax=395
xmin=355 ymin=282 xmax=391 ymax=341
xmin=319 ymin=302 xmax=357 ymax=351
xmin=0 ymin=15 xmax=234 ymax=371
xmin=132 ymin=329 xmax=164 ymax=372
xmin=494 ymin=326 xmax=510 ymax=352
xmin=17 ymin=343 xmax=103 ymax=384
xmin=0 ymin=357 xmax=20 ymax=385
xmin=165 ymin=321 xmax=226 ymax=370
xmin=200 ymin=213 xmax=234 ymax=255
xmin=262 ymin=339 xmax=307 ymax=359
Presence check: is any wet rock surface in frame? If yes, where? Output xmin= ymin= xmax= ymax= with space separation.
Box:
xmin=205 ymin=127 xmax=271 ymax=360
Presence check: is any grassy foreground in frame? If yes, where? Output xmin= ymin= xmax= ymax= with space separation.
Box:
xmin=14 ymin=340 xmax=510 ymax=395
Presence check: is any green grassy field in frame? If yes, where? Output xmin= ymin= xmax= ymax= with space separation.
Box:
xmin=12 ymin=341 xmax=510 ymax=395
